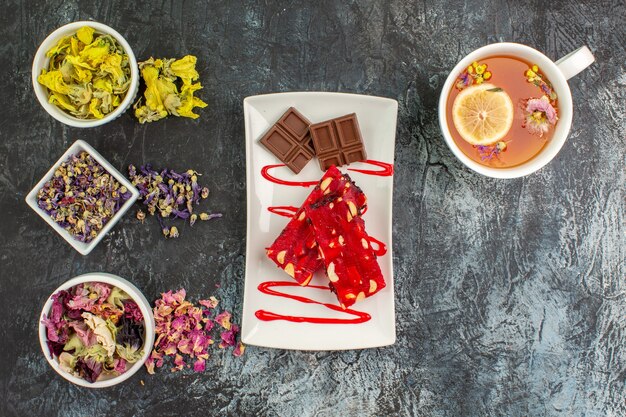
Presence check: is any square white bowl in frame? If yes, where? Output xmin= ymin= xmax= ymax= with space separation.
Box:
xmin=241 ymin=92 xmax=398 ymax=350
xmin=25 ymin=140 xmax=139 ymax=255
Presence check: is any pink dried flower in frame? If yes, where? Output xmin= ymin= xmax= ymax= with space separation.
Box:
xmin=199 ymin=296 xmax=219 ymax=309
xmin=67 ymin=321 xmax=97 ymax=347
xmin=219 ymin=324 xmax=239 ymax=349
xmin=163 ymin=342 xmax=178 ymax=356
xmin=193 ymin=358 xmax=206 ymax=372
xmin=66 ymin=284 xmax=97 ymax=311
xmin=123 ymin=301 xmax=144 ymax=322
xmin=233 ymin=342 xmax=246 ymax=357
xmin=172 ymin=354 xmax=185 ymax=371
xmin=215 ymin=311 xmax=232 ymax=330
xmin=146 ymin=289 xmax=244 ymax=375
xmin=523 ymin=95 xmax=558 ymax=137
xmin=88 ymin=283 xmax=112 ymax=304
xmin=114 ymin=358 xmax=127 ymax=374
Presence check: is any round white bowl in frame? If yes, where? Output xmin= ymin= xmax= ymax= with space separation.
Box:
xmin=38 ymin=273 xmax=155 ymax=388
xmin=32 ymin=21 xmax=139 ymax=128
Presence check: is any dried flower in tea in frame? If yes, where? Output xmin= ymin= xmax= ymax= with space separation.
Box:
xmin=522 ymin=95 xmax=558 ymax=137
xmin=525 ymin=64 xmax=558 ymax=101
xmin=36 ymin=151 xmax=131 ymax=243
xmin=38 ymin=26 xmax=131 ymax=119
xmin=456 ymin=61 xmax=492 ymax=89
xmin=133 ymin=55 xmax=208 ymax=123
xmin=128 ymin=164 xmax=221 ymax=238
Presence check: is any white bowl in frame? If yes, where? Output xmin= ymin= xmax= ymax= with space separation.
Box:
xmin=25 ymin=140 xmax=139 ymax=255
xmin=38 ymin=273 xmax=155 ymax=388
xmin=32 ymin=21 xmax=139 ymax=128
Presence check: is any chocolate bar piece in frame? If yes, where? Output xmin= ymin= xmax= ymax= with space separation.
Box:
xmin=259 ymin=107 xmax=315 ymax=174
xmin=309 ymin=114 xmax=367 ymax=171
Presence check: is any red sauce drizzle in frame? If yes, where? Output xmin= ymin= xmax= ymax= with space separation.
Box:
xmin=261 ymin=164 xmax=318 ymax=187
xmin=367 ymin=235 xmax=387 ymax=257
xmin=347 ymin=160 xmax=394 ymax=176
xmin=255 ymin=281 xmax=371 ymax=324
xmin=268 ymin=206 xmax=299 ymax=218
xmin=257 ymin=160 xmax=393 ymax=325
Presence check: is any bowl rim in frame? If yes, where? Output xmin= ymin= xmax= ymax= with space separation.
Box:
xmin=438 ymin=42 xmax=573 ymax=179
xmin=38 ymin=272 xmax=155 ymax=388
xmin=24 ymin=139 xmax=139 ymax=255
xmin=31 ymin=20 xmax=139 ymax=128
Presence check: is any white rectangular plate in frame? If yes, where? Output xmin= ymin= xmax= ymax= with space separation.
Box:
xmin=242 ymin=92 xmax=397 ymax=350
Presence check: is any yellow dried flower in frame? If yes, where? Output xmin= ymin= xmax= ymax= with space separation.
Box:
xmin=37 ymin=26 xmax=130 ymax=119
xmin=76 ymin=26 xmax=95 ymax=45
xmin=134 ymin=55 xmax=207 ymax=124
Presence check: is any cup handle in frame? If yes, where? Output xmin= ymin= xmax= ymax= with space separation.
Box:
xmin=555 ymin=46 xmax=595 ymax=80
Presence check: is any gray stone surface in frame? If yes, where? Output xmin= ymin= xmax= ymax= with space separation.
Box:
xmin=0 ymin=0 xmax=624 ymax=416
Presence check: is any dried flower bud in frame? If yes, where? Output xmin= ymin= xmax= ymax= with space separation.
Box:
xmin=201 ymin=187 xmax=209 ymax=199
xmin=36 ymin=151 xmax=130 ymax=243
xmin=136 ymin=210 xmax=146 ymax=222
xmin=169 ymin=226 xmax=179 ymax=238
xmin=190 ymin=214 xmax=197 ymax=227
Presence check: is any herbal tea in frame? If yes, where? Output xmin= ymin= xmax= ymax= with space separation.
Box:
xmin=446 ymin=56 xmax=559 ymax=168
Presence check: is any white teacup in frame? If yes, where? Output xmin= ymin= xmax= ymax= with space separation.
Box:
xmin=438 ymin=43 xmax=594 ymax=178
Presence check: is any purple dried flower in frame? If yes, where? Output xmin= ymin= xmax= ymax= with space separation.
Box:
xmin=123 ymin=301 xmax=144 ymax=323
xmin=128 ymin=164 xmax=221 ymax=238
xmin=36 ymin=152 xmax=130 ymax=243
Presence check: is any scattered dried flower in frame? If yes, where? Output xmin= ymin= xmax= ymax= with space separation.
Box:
xmin=37 ymin=151 xmax=131 ymax=243
xmin=146 ymin=289 xmax=244 ymax=375
xmin=128 ymin=164 xmax=221 ymax=238
xmin=133 ymin=55 xmax=207 ymax=123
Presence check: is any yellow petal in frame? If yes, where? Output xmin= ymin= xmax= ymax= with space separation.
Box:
xmin=38 ymin=70 xmax=72 ymax=95
xmin=89 ymin=98 xmax=104 ymax=119
xmin=176 ymin=82 xmax=207 ymax=119
xmin=93 ymin=78 xmax=113 ymax=93
xmin=141 ymin=66 xmax=165 ymax=112
xmin=70 ymin=36 xmax=80 ymax=56
xmin=80 ymin=39 xmax=110 ymax=66
xmin=76 ymin=26 xmax=95 ymax=45
xmin=48 ymin=93 xmax=76 ymax=112
xmin=170 ymin=55 xmax=199 ymax=85
xmin=100 ymin=54 xmax=125 ymax=84
xmin=46 ymin=36 xmax=71 ymax=57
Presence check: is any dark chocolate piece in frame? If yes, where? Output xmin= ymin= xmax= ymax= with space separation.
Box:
xmin=259 ymin=107 xmax=314 ymax=174
xmin=309 ymin=114 xmax=367 ymax=171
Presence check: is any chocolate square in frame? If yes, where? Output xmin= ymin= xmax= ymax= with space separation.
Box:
xmin=259 ymin=107 xmax=314 ymax=174
xmin=310 ymin=113 xmax=367 ymax=171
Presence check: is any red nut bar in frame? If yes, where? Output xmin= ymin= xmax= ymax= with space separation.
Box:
xmin=304 ymin=196 xmax=385 ymax=309
xmin=266 ymin=166 xmax=366 ymax=286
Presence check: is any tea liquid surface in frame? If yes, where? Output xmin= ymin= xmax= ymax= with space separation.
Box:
xmin=446 ymin=55 xmax=557 ymax=168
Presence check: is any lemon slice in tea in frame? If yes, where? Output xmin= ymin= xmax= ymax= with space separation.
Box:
xmin=452 ymin=83 xmax=514 ymax=145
